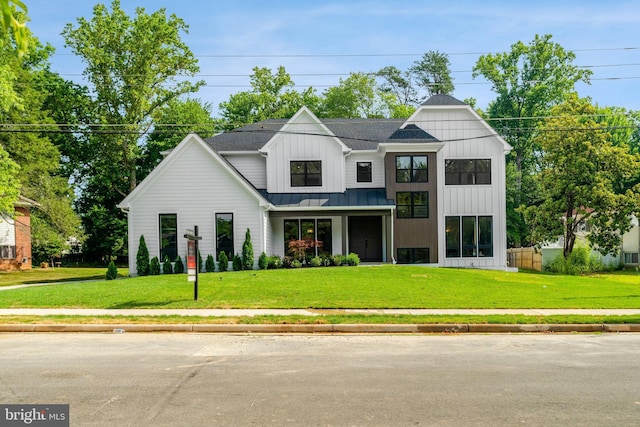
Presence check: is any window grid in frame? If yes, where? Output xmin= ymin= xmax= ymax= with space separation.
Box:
xmin=396 ymin=192 xmax=429 ymax=218
xmin=396 ymin=155 xmax=428 ymax=183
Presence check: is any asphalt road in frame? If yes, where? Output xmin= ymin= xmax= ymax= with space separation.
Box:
xmin=1 ymin=333 xmax=639 ymax=426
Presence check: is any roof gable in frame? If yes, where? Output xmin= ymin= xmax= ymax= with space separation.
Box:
xmin=117 ymin=133 xmax=269 ymax=209
xmin=259 ymin=106 xmax=350 ymax=155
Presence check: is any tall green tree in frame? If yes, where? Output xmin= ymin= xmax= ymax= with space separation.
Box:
xmin=218 ymin=66 xmax=320 ymax=130
xmin=0 ymin=0 xmax=27 ymax=54
xmin=319 ymin=72 xmax=398 ymax=118
xmin=410 ymin=50 xmax=454 ymax=98
xmin=62 ymin=0 xmax=203 ymax=260
xmin=520 ymin=96 xmax=640 ymax=258
xmin=0 ymin=16 xmax=82 ymax=262
xmin=375 ymin=50 xmax=454 ymax=106
xmin=472 ymin=34 xmax=592 ymax=246
xmin=0 ymin=147 xmax=20 ymax=214
xmin=62 ymin=0 xmax=203 ymax=194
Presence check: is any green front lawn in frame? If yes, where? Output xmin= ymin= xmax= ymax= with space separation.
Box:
xmin=0 ymin=265 xmax=638 ymax=309
xmin=0 ymin=267 xmax=128 ymax=287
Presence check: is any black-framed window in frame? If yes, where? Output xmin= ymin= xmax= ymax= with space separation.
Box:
xmin=396 ymin=155 xmax=427 ymax=183
xmin=291 ymin=161 xmax=322 ymax=187
xmin=445 ymin=159 xmax=491 ymax=185
xmin=445 ymin=216 xmax=493 ymax=258
xmin=397 ymin=248 xmax=430 ymax=264
xmin=356 ymin=162 xmax=372 ymax=183
xmin=159 ymin=214 xmax=177 ymax=261
xmin=396 ymin=191 xmax=429 ymax=218
xmin=216 ymin=213 xmax=234 ymax=260
xmin=283 ymin=218 xmax=332 ymax=257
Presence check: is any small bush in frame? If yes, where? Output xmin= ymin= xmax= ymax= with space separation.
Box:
xmin=267 ymin=255 xmax=282 ymax=269
xmin=149 ymin=256 xmax=161 ymax=275
xmin=291 ymin=259 xmax=302 ymax=268
xmin=163 ymin=256 xmax=173 ymax=274
xmin=136 ymin=235 xmax=150 ymax=276
xmin=309 ymin=256 xmax=322 ymax=267
xmin=282 ymin=256 xmax=293 ymax=269
xmin=346 ymin=252 xmax=360 ymax=266
xmin=205 ymin=254 xmax=215 ymax=272
xmin=174 ymin=256 xmax=184 ymax=274
xmin=546 ymin=246 xmax=609 ymax=275
xmin=105 ymin=261 xmax=118 ymax=280
xmin=218 ymin=251 xmax=229 ymax=272
xmin=232 ymin=254 xmax=243 ymax=271
xmin=330 ymin=255 xmax=343 ymax=266
xmin=258 ymin=252 xmax=268 ymax=270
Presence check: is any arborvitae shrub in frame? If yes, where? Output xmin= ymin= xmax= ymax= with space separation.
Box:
xmin=136 ymin=235 xmax=149 ymax=276
xmin=198 ymin=249 xmax=203 ymax=273
xmin=205 ymin=254 xmax=215 ymax=272
xmin=105 ymin=260 xmax=118 ymax=280
xmin=242 ymin=228 xmax=254 ymax=270
xmin=232 ymin=254 xmax=243 ymax=271
xmin=149 ymin=256 xmax=161 ymax=275
xmin=258 ymin=252 xmax=268 ymax=270
xmin=174 ymin=256 xmax=184 ymax=274
xmin=163 ymin=256 xmax=173 ymax=274
xmin=218 ymin=251 xmax=228 ymax=272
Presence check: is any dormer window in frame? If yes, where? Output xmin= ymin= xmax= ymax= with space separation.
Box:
xmin=290 ymin=161 xmax=322 ymax=187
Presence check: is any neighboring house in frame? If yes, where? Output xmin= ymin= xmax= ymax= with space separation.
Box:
xmin=0 ymin=196 xmax=36 ymax=271
xmin=118 ymin=94 xmax=512 ymax=275
xmin=622 ymin=216 xmax=639 ymax=266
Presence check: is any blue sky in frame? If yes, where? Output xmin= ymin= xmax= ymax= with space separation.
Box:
xmin=27 ymin=0 xmax=640 ymax=114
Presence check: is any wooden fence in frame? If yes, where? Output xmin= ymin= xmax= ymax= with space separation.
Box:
xmin=507 ymin=247 xmax=543 ymax=271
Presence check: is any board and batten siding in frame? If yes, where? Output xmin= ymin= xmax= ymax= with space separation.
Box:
xmin=123 ymin=137 xmax=265 ymax=275
xmin=265 ymin=120 xmax=346 ymax=193
xmin=410 ymin=107 xmax=509 ymax=269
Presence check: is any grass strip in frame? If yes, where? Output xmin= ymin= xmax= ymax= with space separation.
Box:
xmin=1 ymin=314 xmax=640 ymax=325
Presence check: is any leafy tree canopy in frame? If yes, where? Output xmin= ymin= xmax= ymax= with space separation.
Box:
xmin=520 ymin=95 xmax=640 ymax=258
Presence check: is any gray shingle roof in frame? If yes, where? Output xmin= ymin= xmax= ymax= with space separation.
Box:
xmin=421 ymin=94 xmax=467 ymax=106
xmin=205 ymin=118 xmax=439 ymax=152
xmin=258 ymin=189 xmax=394 ymax=209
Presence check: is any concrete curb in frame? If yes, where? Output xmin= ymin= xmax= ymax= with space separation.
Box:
xmin=1 ymin=323 xmax=640 ymax=334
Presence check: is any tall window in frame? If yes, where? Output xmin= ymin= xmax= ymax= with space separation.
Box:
xmin=357 ymin=162 xmax=372 ymax=183
xmin=159 ymin=214 xmax=177 ymax=261
xmin=396 ymin=155 xmax=427 ymax=183
xmin=291 ymin=161 xmax=322 ymax=187
xmin=445 ymin=159 xmax=491 ymax=185
xmin=283 ymin=218 xmax=332 ymax=257
xmin=396 ymin=192 xmax=429 ymax=218
xmin=445 ymin=216 xmax=493 ymax=258
xmin=216 ymin=213 xmax=233 ymax=260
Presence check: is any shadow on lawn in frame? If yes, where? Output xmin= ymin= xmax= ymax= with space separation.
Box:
xmin=107 ymin=300 xmax=193 ymax=309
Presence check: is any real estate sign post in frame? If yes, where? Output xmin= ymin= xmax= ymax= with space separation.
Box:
xmin=184 ymin=226 xmax=202 ymax=301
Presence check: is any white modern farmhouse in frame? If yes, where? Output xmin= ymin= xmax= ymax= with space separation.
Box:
xmin=118 ymin=94 xmax=512 ymax=275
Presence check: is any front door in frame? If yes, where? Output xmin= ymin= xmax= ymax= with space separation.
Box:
xmin=348 ymin=216 xmax=382 ymax=262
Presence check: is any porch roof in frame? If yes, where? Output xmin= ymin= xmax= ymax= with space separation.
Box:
xmin=259 ymin=189 xmax=395 ymax=210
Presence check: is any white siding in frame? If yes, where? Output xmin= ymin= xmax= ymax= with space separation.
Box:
xmin=622 ymin=216 xmax=640 ymax=253
xmin=223 ymin=153 xmax=267 ymax=189
xmin=0 ymin=216 xmax=15 ymax=245
xmin=125 ymin=139 xmax=265 ymax=275
xmin=265 ymin=120 xmax=346 ymax=193
xmin=345 ymin=152 xmax=385 ymax=188
xmin=410 ymin=107 xmax=509 ymax=269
